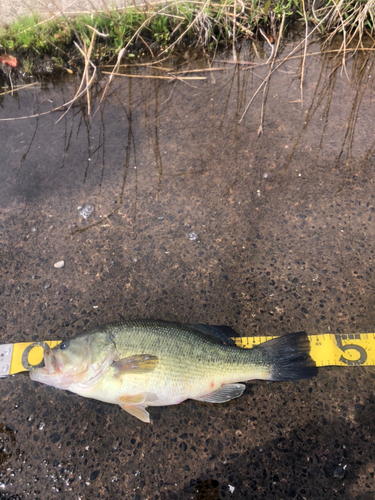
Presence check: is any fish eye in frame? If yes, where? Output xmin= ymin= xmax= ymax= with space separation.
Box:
xmin=59 ymin=340 xmax=70 ymax=350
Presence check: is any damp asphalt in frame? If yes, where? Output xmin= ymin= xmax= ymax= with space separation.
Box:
xmin=1 ymin=33 xmax=375 ymax=499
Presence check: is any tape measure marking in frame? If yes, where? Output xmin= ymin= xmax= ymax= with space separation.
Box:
xmin=10 ymin=341 xmax=61 ymax=376
xmin=233 ymin=333 xmax=375 ymax=367
xmin=0 ymin=344 xmax=13 ymax=378
xmin=3 ymin=333 xmax=375 ymax=376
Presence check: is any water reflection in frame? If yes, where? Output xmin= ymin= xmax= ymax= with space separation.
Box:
xmin=3 ymin=38 xmax=373 ymax=210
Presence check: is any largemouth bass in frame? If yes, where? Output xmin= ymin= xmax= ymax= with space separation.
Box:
xmin=29 ymin=320 xmax=317 ymax=422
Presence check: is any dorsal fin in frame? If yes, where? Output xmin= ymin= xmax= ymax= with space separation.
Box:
xmin=188 ymin=324 xmax=238 ymax=346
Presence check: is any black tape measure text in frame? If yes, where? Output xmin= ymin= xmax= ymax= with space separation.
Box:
xmin=21 ymin=342 xmax=48 ymax=370
xmin=335 ymin=335 xmax=367 ymax=366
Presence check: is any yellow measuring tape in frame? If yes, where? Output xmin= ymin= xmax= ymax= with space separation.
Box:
xmin=0 ymin=333 xmax=374 ymax=377
xmin=0 ymin=341 xmax=61 ymax=377
xmin=233 ymin=333 xmax=374 ymax=367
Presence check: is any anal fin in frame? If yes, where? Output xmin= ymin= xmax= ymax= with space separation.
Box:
xmin=120 ymin=403 xmax=150 ymax=423
xmin=194 ymin=383 xmax=246 ymax=403
xmin=119 ymin=394 xmax=152 ymax=423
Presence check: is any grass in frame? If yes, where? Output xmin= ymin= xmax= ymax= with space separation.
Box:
xmin=0 ymin=0 xmax=373 ymax=73
xmin=1 ymin=14 xmax=72 ymax=54
xmin=0 ymin=0 xmax=373 ymax=123
xmin=0 ymin=0 xmax=373 ymax=134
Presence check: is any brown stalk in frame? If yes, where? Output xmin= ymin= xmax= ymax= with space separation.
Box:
xmin=72 ymin=29 xmax=96 ymax=117
xmin=239 ymin=3 xmax=336 ymax=124
xmin=55 ymin=30 xmax=97 ymax=123
xmin=102 ymin=56 xmax=172 ymax=68
xmin=233 ymin=0 xmax=237 ymax=63
xmin=173 ymin=67 xmax=227 ymax=74
xmin=257 ymin=12 xmax=285 ymax=136
xmin=138 ymin=34 xmax=155 ymax=58
xmin=158 ymin=0 xmax=210 ymax=57
xmin=98 ymin=2 xmax=176 ymax=108
xmin=300 ymin=0 xmax=308 ymax=104
xmin=237 ymin=48 xmax=375 ymax=70
xmin=102 ymin=71 xmax=206 ymax=80
xmin=0 ymin=79 xmax=98 ymax=122
xmin=0 ymin=82 xmax=38 ymax=97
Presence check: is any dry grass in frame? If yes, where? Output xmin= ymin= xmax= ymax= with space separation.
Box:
xmin=0 ymin=0 xmax=374 ymax=126
xmin=1 ymin=0 xmax=373 ymax=63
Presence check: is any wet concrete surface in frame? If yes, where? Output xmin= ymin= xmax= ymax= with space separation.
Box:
xmin=1 ymin=35 xmax=375 ymax=499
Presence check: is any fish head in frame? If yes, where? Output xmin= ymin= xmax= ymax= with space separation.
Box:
xmin=30 ymin=332 xmax=116 ymax=390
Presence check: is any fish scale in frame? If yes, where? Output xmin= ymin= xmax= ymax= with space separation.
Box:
xmin=108 ymin=322 xmax=269 ymax=393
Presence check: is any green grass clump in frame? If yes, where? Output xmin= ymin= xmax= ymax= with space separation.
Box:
xmin=0 ymin=14 xmax=72 ymax=54
xmin=73 ymin=11 xmax=150 ymax=50
xmin=0 ymin=0 xmax=373 ymax=73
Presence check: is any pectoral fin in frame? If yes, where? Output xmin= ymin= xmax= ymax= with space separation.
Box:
xmin=113 ymin=354 xmax=158 ymax=377
xmin=119 ymin=395 xmax=151 ymax=423
xmin=194 ymin=383 xmax=246 ymax=403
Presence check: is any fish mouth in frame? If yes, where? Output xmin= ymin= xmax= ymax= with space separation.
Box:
xmin=30 ymin=346 xmax=61 ymax=382
xmin=29 ymin=346 xmax=71 ymax=390
xmin=44 ymin=345 xmax=58 ymax=374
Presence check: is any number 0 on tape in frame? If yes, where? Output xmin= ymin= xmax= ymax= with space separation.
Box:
xmin=0 ymin=341 xmax=61 ymax=377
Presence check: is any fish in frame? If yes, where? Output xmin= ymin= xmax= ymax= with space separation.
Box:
xmin=29 ymin=320 xmax=318 ymax=423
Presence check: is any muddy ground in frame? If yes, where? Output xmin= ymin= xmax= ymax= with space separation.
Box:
xmin=0 ymin=35 xmax=375 ymax=499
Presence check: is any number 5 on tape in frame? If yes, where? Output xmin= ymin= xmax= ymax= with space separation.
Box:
xmin=234 ymin=333 xmax=375 ymax=367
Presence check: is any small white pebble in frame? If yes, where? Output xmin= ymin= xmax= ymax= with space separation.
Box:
xmin=54 ymin=261 xmax=65 ymax=269
xmin=229 ymin=485 xmax=235 ymax=493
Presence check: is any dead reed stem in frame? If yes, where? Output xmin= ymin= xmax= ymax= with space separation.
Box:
xmin=102 ymin=71 xmax=207 ymax=80
xmin=300 ymin=0 xmax=308 ymax=104
xmin=98 ymin=2 xmax=175 ymax=107
xmin=0 ymin=82 xmax=38 ymax=97
xmin=58 ymin=29 xmax=97 ymax=122
xmin=233 ymin=0 xmax=237 ymax=63
xmin=257 ymin=11 xmax=285 ymax=136
xmin=239 ymin=3 xmax=336 ymax=124
xmin=159 ymin=0 xmax=210 ymax=57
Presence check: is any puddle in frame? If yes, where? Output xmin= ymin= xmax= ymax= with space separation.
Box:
xmin=1 ymin=34 xmax=375 ymax=498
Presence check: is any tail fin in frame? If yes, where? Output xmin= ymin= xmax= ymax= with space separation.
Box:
xmin=256 ymin=332 xmax=318 ymax=381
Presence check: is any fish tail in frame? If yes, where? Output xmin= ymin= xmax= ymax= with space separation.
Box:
xmin=255 ymin=331 xmax=318 ymax=381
